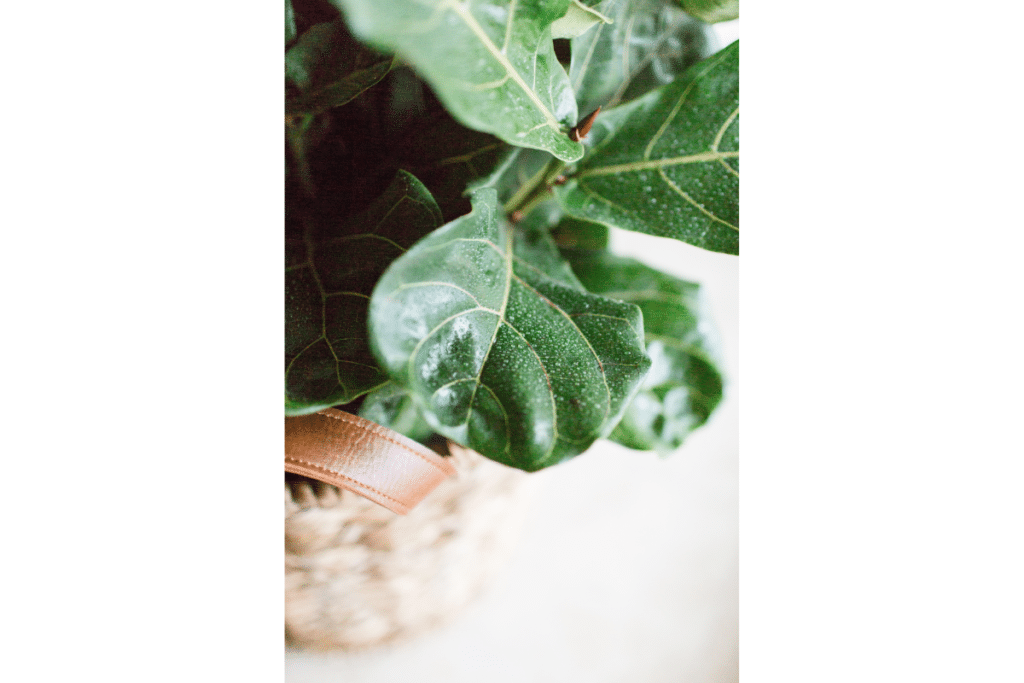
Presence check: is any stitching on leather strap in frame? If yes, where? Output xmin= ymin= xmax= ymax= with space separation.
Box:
xmin=317 ymin=409 xmax=454 ymax=475
xmin=285 ymin=455 xmax=405 ymax=507
xmin=286 ymin=410 xmax=457 ymax=515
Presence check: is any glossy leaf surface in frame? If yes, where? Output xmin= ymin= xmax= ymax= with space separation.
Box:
xmin=555 ymin=40 xmax=738 ymax=253
xmin=331 ymin=0 xmax=585 ymax=161
xmin=285 ymin=19 xmax=394 ymax=115
xmin=565 ymin=250 xmax=724 ymax=452
xmin=286 ymin=171 xmax=444 ymax=415
xmin=358 ymin=382 xmax=434 ymax=443
xmin=569 ymin=0 xmax=716 ymax=115
xmin=369 ymin=189 xmax=651 ymax=471
xmin=676 ymin=0 xmax=737 ymax=24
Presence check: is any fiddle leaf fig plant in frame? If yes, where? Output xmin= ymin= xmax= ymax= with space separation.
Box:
xmin=285 ymin=0 xmax=737 ymax=471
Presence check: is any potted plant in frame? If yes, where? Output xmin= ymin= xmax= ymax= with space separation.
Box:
xmin=284 ymin=0 xmax=737 ymax=649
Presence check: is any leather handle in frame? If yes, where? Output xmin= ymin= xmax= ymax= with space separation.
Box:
xmin=285 ymin=409 xmax=456 ymax=515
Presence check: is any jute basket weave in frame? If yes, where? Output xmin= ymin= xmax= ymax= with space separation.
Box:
xmin=285 ymin=442 xmax=533 ymax=651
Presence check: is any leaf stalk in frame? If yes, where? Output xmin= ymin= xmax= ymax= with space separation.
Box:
xmin=504 ymin=157 xmax=567 ymax=218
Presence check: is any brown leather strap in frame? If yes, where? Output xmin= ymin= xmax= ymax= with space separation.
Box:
xmin=285 ymin=408 xmax=456 ymax=515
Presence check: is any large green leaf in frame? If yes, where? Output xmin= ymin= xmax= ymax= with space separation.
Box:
xmin=554 ymin=40 xmax=738 ymax=254
xmin=368 ymin=188 xmax=651 ymax=471
xmin=569 ymin=0 xmax=716 ymax=115
xmin=285 ymin=18 xmax=394 ymax=115
xmin=564 ymin=250 xmax=724 ymax=452
xmin=331 ymin=0 xmax=586 ymax=162
xmin=286 ymin=171 xmax=444 ymax=415
xmin=676 ymin=0 xmax=737 ymax=24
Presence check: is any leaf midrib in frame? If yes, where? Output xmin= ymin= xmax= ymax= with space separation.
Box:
xmin=575 ymin=149 xmax=738 ymax=178
xmin=461 ymin=227 xmax=516 ymax=456
xmin=446 ymin=0 xmax=561 ymax=130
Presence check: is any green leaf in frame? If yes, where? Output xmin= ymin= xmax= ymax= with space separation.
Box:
xmin=676 ymin=0 xmax=737 ymax=24
xmin=286 ymin=171 xmax=444 ymax=415
xmin=551 ymin=0 xmax=613 ymax=40
xmin=554 ymin=40 xmax=738 ymax=254
xmin=286 ymin=0 xmax=297 ymax=45
xmin=331 ymin=0 xmax=586 ymax=162
xmin=368 ymin=188 xmax=651 ymax=471
xmin=358 ymin=382 xmax=434 ymax=442
xmin=569 ymin=0 xmax=716 ymax=115
xmin=564 ymin=250 xmax=724 ymax=452
xmin=285 ymin=19 xmax=394 ymax=115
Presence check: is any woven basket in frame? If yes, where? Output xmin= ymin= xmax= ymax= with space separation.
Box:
xmin=285 ymin=442 xmax=533 ymax=651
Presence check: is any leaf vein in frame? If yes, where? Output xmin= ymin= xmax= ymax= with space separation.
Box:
xmin=462 ymin=226 xmax=514 ymax=431
xmin=499 ymin=317 xmax=558 ymax=463
xmin=406 ymin=306 xmax=496 ymax=383
xmin=448 ymin=1 xmax=560 ymax=130
xmin=712 ymin=106 xmax=739 ymax=152
xmin=569 ymin=311 xmax=644 ymax=339
xmin=643 ymin=46 xmax=734 ymax=160
xmin=576 ymin=150 xmax=738 ymax=178
xmin=658 ymin=168 xmax=738 ymax=231
xmin=390 ymin=281 xmax=492 ymax=309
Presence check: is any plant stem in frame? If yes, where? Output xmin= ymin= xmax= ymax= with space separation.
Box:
xmin=504 ymin=157 xmax=567 ymax=217
xmin=514 ymin=188 xmax=554 ymax=220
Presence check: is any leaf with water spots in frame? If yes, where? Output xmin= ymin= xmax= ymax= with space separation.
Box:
xmin=563 ymin=250 xmax=724 ymax=452
xmin=330 ymin=0 xmax=585 ymax=161
xmin=285 ymin=171 xmax=444 ymax=415
xmin=555 ymin=40 xmax=738 ymax=254
xmin=569 ymin=0 xmax=717 ymax=116
xmin=368 ymin=188 xmax=651 ymax=471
